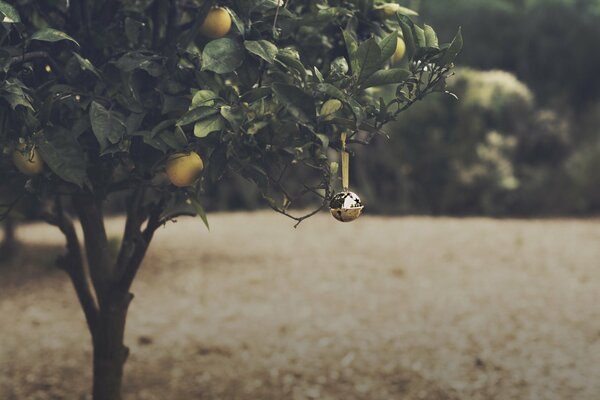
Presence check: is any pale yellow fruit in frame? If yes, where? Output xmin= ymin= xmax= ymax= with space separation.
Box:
xmin=199 ymin=7 xmax=232 ymax=39
xmin=392 ymin=37 xmax=406 ymax=64
xmin=13 ymin=143 xmax=44 ymax=176
xmin=166 ymin=152 xmax=204 ymax=187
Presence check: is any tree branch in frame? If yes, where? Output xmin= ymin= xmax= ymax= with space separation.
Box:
xmin=117 ymin=198 xmax=164 ymax=292
xmin=74 ymin=195 xmax=113 ymax=305
xmin=42 ymin=197 xmax=99 ymax=336
xmin=6 ymin=51 xmax=61 ymax=74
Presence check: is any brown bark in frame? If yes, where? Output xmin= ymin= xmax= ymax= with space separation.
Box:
xmin=0 ymin=218 xmax=17 ymax=262
xmin=92 ymin=293 xmax=132 ymax=400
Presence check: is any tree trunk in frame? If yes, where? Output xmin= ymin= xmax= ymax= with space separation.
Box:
xmin=92 ymin=293 xmax=132 ymax=400
xmin=0 ymin=218 xmax=17 ymax=263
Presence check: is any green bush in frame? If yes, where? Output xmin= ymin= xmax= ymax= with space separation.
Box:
xmin=355 ymin=68 xmax=535 ymax=215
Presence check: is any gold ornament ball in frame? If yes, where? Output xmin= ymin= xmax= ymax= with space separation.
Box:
xmin=199 ymin=7 xmax=232 ymax=39
xmin=166 ymin=151 xmax=204 ymax=187
xmin=13 ymin=143 xmax=44 ymax=176
xmin=329 ymin=191 xmax=364 ymax=222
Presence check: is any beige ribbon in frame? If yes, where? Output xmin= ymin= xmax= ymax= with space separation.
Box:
xmin=341 ymin=132 xmax=349 ymax=192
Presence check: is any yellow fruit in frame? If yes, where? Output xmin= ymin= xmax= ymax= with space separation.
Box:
xmin=392 ymin=37 xmax=406 ymax=64
xmin=199 ymin=7 xmax=232 ymax=39
xmin=320 ymin=99 xmax=343 ymax=120
xmin=13 ymin=143 xmax=44 ymax=176
xmin=166 ymin=151 xmax=204 ymax=187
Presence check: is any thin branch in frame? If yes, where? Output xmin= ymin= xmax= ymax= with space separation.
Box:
xmin=117 ymin=199 xmax=164 ymax=292
xmin=268 ymin=200 xmax=328 ymax=228
xmin=115 ymin=187 xmax=147 ymax=274
xmin=6 ymin=51 xmax=61 ymax=74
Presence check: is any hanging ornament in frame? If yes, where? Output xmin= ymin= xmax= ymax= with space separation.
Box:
xmin=330 ymin=132 xmax=364 ymax=222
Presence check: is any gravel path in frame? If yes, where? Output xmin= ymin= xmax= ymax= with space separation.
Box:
xmin=1 ymin=212 xmax=599 ymax=400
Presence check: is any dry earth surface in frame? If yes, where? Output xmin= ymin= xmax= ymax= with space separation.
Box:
xmin=1 ymin=212 xmax=599 ymax=400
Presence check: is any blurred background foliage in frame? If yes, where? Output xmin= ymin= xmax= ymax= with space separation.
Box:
xmin=207 ymin=0 xmax=600 ymax=216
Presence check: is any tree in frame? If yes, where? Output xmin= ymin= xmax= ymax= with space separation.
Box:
xmin=0 ymin=0 xmax=461 ymax=398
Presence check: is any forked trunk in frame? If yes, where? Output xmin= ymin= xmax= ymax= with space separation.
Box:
xmin=92 ymin=293 xmax=132 ymax=400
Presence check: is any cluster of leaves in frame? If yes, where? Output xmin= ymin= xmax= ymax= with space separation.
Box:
xmin=0 ymin=0 xmax=461 ymax=226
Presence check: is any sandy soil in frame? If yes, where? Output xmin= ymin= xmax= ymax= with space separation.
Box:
xmin=1 ymin=212 xmax=599 ymax=400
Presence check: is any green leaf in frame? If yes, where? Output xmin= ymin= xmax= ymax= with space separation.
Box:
xmin=38 ymin=128 xmax=88 ymax=187
xmin=115 ymin=52 xmax=163 ymax=76
xmin=157 ymin=126 xmax=188 ymax=150
xmin=276 ymin=48 xmax=306 ymax=78
xmin=361 ymin=68 xmax=411 ymax=89
xmin=0 ymin=1 xmax=20 ymax=23
xmin=342 ymin=29 xmax=359 ymax=58
xmin=177 ymin=107 xmax=219 ymax=126
xmin=124 ymin=17 xmax=143 ymax=44
xmin=316 ymin=83 xmax=365 ymax=126
xmin=379 ymin=31 xmax=398 ymax=64
xmin=396 ymin=15 xmax=416 ymax=60
xmin=0 ymin=79 xmax=33 ymax=110
xmin=125 ymin=112 xmax=146 ymax=134
xmin=188 ymin=194 xmax=210 ymax=230
xmin=89 ymin=102 xmax=126 ymax=152
xmin=229 ymin=9 xmax=245 ymax=35
xmin=194 ymin=115 xmax=225 ymax=137
xmin=272 ymin=83 xmax=315 ymax=124
xmin=393 ymin=5 xmax=418 ymax=16
xmin=191 ymin=90 xmax=218 ymax=108
xmin=150 ymin=119 xmax=176 ymax=137
xmin=441 ymin=27 xmax=463 ymax=66
xmin=202 ymin=38 xmax=245 ymax=74
xmin=424 ymin=25 xmax=439 ymax=49
xmin=352 ymin=38 xmax=381 ymax=84
xmin=247 ymin=121 xmax=269 ymax=135
xmin=244 ymin=40 xmax=278 ymax=64
xmin=412 ymin=25 xmax=426 ymax=48
xmin=31 ymin=28 xmax=79 ymax=46
xmin=316 ymin=134 xmax=329 ymax=149
xmin=72 ymin=53 xmax=101 ymax=79
xmin=220 ymin=105 xmax=243 ymax=130
xmin=240 ymin=87 xmax=271 ymax=103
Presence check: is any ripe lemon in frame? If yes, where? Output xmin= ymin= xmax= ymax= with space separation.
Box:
xmin=166 ymin=151 xmax=204 ymax=187
xmin=392 ymin=37 xmax=406 ymax=64
xmin=13 ymin=143 xmax=44 ymax=176
xmin=200 ymin=7 xmax=232 ymax=39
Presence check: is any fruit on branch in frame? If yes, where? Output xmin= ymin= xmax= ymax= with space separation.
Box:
xmin=166 ymin=151 xmax=204 ymax=187
xmin=199 ymin=7 xmax=232 ymax=39
xmin=12 ymin=143 xmax=44 ymax=176
xmin=392 ymin=37 xmax=406 ymax=64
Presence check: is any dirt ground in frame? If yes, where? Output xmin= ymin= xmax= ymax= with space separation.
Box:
xmin=1 ymin=212 xmax=599 ymax=400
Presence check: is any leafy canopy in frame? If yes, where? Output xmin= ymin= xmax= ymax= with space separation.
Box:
xmin=0 ymin=0 xmax=461 ymax=225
